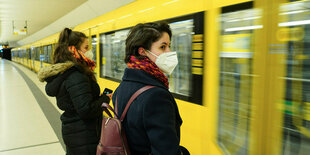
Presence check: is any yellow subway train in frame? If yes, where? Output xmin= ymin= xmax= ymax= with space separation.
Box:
xmin=11 ymin=0 xmax=310 ymax=154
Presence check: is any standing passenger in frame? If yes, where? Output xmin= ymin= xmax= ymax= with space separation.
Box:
xmin=112 ymin=22 xmax=189 ymax=155
xmin=38 ymin=28 xmax=110 ymax=155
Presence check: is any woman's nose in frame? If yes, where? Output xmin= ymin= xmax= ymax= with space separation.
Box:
xmin=166 ymin=47 xmax=171 ymax=52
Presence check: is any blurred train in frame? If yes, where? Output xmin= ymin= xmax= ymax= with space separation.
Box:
xmin=11 ymin=0 xmax=310 ymax=154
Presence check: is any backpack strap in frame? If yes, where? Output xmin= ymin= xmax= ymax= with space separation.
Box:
xmin=116 ymin=85 xmax=156 ymax=122
xmin=102 ymin=103 xmax=118 ymax=118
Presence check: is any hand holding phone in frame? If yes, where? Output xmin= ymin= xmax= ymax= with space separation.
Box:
xmin=103 ymin=88 xmax=113 ymax=100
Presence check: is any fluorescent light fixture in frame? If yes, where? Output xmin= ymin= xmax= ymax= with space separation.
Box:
xmin=106 ymin=19 xmax=115 ymax=23
xmin=220 ymin=52 xmax=253 ymax=58
xmin=163 ymin=0 xmax=178 ymax=5
xmin=227 ymin=16 xmax=261 ymax=23
xmin=280 ymin=10 xmax=306 ymax=15
xmin=90 ymin=25 xmax=96 ymax=29
xmin=98 ymin=22 xmax=105 ymax=26
xmin=243 ymin=16 xmax=261 ymax=20
xmin=225 ymin=25 xmax=263 ymax=32
xmin=80 ymin=28 xmax=88 ymax=31
xmin=118 ymin=14 xmax=133 ymax=19
xmin=138 ymin=7 xmax=155 ymax=13
xmin=279 ymin=20 xmax=310 ymax=27
xmin=227 ymin=19 xmax=241 ymax=23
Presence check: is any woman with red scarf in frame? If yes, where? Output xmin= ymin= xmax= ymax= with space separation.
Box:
xmin=38 ymin=28 xmax=110 ymax=155
xmin=112 ymin=22 xmax=189 ymax=155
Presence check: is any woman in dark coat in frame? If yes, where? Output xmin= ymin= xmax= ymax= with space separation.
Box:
xmin=38 ymin=28 xmax=109 ymax=155
xmin=112 ymin=22 xmax=189 ymax=155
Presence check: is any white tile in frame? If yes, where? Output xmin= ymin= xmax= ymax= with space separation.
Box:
xmin=11 ymin=62 xmax=63 ymax=113
xmin=0 ymin=60 xmax=62 ymax=151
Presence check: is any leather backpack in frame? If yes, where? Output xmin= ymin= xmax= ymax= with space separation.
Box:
xmin=96 ymin=85 xmax=155 ymax=155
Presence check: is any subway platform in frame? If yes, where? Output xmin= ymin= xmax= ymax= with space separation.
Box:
xmin=0 ymin=58 xmax=65 ymax=154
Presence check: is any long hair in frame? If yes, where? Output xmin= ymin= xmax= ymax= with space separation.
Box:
xmin=53 ymin=28 xmax=96 ymax=81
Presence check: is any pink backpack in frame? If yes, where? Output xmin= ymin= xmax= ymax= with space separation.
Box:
xmin=97 ymin=86 xmax=155 ymax=155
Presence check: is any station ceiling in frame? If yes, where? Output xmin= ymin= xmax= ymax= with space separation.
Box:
xmin=0 ymin=0 xmax=135 ymax=47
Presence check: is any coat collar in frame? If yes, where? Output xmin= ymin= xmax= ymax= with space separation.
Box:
xmin=122 ymin=68 xmax=168 ymax=89
xmin=37 ymin=61 xmax=75 ymax=82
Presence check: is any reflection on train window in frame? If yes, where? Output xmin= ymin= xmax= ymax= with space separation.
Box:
xmin=99 ymin=19 xmax=194 ymax=97
xmin=217 ymin=8 xmax=261 ymax=155
xmin=169 ymin=19 xmax=193 ymax=96
xmin=35 ymin=47 xmax=40 ymax=61
xmin=27 ymin=49 xmax=31 ymax=59
xmin=280 ymin=1 xmax=310 ymax=155
xmin=92 ymin=36 xmax=97 ymax=63
xmin=100 ymin=30 xmax=129 ymax=81
xmin=47 ymin=45 xmax=52 ymax=63
xmin=43 ymin=46 xmax=48 ymax=62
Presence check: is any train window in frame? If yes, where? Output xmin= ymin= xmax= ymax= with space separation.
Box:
xmin=35 ymin=47 xmax=40 ymax=61
xmin=27 ymin=49 xmax=31 ymax=59
xmin=47 ymin=45 xmax=52 ymax=63
xmin=91 ymin=35 xmax=97 ymax=63
xmin=100 ymin=29 xmax=129 ymax=81
xmin=217 ymin=4 xmax=259 ymax=155
xmin=43 ymin=46 xmax=48 ymax=62
xmin=279 ymin=1 xmax=310 ymax=154
xmin=99 ymin=13 xmax=203 ymax=103
xmin=31 ymin=48 xmax=34 ymax=60
xmin=169 ymin=19 xmax=194 ymax=97
xmin=39 ymin=46 xmax=44 ymax=62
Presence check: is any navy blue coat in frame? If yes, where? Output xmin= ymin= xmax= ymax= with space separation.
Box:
xmin=112 ymin=68 xmax=183 ymax=155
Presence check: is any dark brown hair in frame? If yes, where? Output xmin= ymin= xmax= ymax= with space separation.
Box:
xmin=53 ymin=28 xmax=96 ymax=81
xmin=125 ymin=22 xmax=172 ymax=63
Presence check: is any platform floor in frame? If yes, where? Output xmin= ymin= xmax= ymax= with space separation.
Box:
xmin=0 ymin=59 xmax=65 ymax=154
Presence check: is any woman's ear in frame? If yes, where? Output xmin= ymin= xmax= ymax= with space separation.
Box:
xmin=68 ymin=46 xmax=77 ymax=53
xmin=138 ymin=47 xmax=147 ymax=56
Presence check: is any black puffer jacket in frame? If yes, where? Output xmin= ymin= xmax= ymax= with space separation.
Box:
xmin=112 ymin=68 xmax=183 ymax=155
xmin=38 ymin=61 xmax=109 ymax=155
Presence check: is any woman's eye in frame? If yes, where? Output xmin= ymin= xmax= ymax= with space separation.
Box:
xmin=160 ymin=46 xmax=165 ymax=49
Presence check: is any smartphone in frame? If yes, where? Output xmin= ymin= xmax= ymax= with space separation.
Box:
xmin=103 ymin=88 xmax=113 ymax=95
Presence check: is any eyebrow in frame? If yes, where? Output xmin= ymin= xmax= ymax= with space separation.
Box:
xmin=161 ymin=42 xmax=170 ymax=45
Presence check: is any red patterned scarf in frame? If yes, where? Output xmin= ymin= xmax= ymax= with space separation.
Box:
xmin=69 ymin=46 xmax=96 ymax=71
xmin=127 ymin=56 xmax=169 ymax=88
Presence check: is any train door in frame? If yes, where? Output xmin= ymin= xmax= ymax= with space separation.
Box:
xmin=40 ymin=46 xmax=45 ymax=68
xmin=27 ymin=49 xmax=30 ymax=69
xmin=275 ymin=0 xmax=310 ymax=154
xmin=47 ymin=45 xmax=52 ymax=64
xmin=30 ymin=47 xmax=35 ymax=70
xmin=216 ymin=2 xmax=259 ymax=155
xmin=250 ymin=0 xmax=310 ymax=154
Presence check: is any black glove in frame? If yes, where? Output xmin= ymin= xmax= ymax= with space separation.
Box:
xmin=180 ymin=146 xmax=190 ymax=155
xmin=98 ymin=94 xmax=110 ymax=104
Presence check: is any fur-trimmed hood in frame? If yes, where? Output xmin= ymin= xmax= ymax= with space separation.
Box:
xmin=38 ymin=61 xmax=75 ymax=82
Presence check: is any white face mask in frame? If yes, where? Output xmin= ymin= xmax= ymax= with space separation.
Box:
xmin=83 ymin=50 xmax=94 ymax=60
xmin=147 ymin=50 xmax=178 ymax=74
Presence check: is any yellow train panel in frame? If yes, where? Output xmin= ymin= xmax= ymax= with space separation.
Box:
xmin=33 ymin=61 xmax=41 ymax=72
xmin=75 ymin=0 xmax=206 ymax=34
